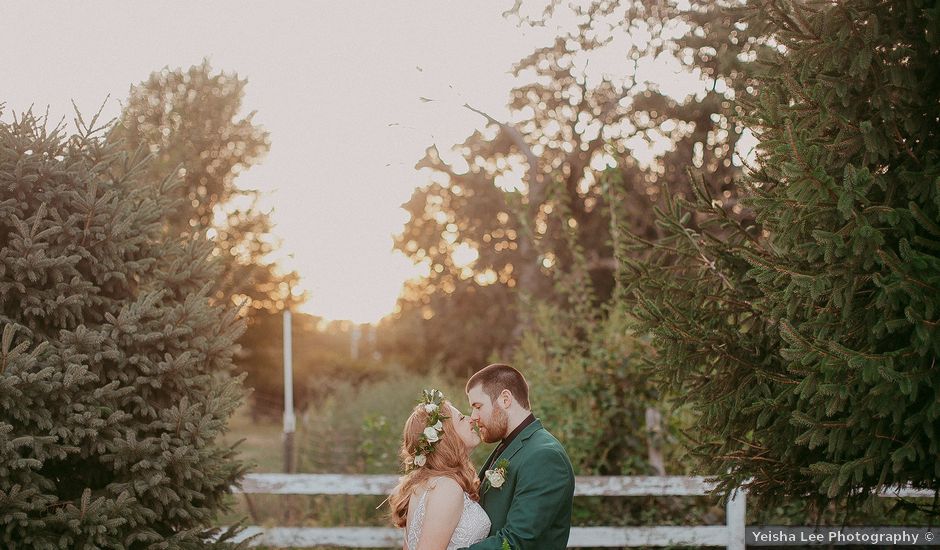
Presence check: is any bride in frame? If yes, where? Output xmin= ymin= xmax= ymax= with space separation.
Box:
xmin=389 ymin=389 xmax=491 ymax=550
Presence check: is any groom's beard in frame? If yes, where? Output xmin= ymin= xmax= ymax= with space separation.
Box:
xmin=481 ymin=406 xmax=508 ymax=444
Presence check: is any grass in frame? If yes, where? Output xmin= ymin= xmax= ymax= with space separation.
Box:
xmin=217 ymin=402 xmax=395 ymax=549
xmin=222 ymin=405 xmax=289 ymax=474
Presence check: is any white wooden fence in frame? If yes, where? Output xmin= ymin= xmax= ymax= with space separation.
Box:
xmin=230 ymin=474 xmax=933 ymax=548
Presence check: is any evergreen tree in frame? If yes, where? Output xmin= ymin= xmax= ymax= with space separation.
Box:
xmin=620 ymin=0 xmax=940 ymax=517
xmin=0 ymin=109 xmax=247 ymax=547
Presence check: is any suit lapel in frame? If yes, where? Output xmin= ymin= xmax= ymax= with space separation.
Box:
xmin=497 ymin=419 xmax=542 ymax=463
xmin=480 ymin=419 xmax=543 ymax=495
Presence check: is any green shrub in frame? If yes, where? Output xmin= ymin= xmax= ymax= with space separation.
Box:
xmin=300 ymin=368 xmax=488 ymax=474
xmin=0 ymin=110 xmax=247 ymax=548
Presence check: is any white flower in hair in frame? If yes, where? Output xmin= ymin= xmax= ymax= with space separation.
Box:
xmin=406 ymin=388 xmax=448 ymax=472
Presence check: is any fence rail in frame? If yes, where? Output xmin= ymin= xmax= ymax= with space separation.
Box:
xmin=232 ymin=473 xmax=934 ymax=548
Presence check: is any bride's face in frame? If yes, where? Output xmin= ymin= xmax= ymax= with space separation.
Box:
xmin=448 ymin=403 xmax=481 ymax=452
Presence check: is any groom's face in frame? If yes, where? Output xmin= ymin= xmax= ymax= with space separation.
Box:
xmin=467 ymin=385 xmax=509 ymax=444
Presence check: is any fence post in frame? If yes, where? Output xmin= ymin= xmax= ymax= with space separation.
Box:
xmin=726 ymin=484 xmax=746 ymax=550
xmin=283 ymin=309 xmax=296 ymax=473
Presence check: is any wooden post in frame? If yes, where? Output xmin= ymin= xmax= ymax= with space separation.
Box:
xmin=644 ymin=407 xmax=666 ymax=476
xmin=283 ymin=309 xmax=296 ymax=473
xmin=725 ymin=484 xmax=746 ymax=550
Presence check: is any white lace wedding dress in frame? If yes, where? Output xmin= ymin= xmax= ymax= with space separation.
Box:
xmin=405 ymin=487 xmax=491 ymax=550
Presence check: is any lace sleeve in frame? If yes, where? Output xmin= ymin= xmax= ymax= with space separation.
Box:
xmin=405 ymin=488 xmax=430 ymax=550
xmin=446 ymin=493 xmax=491 ymax=550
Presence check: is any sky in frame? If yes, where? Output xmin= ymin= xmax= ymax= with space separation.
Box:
xmin=2 ymin=1 xmax=554 ymax=323
xmin=2 ymin=1 xmax=729 ymax=324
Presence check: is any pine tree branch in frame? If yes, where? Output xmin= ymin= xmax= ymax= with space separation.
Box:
xmin=676 ymin=226 xmax=736 ymax=291
xmin=789 ymin=2 xmax=819 ymax=40
xmin=892 ymin=125 xmax=920 ymax=165
xmin=834 ymin=3 xmax=922 ymax=168
xmin=767 ymin=0 xmax=816 ymax=40
xmin=714 ymin=452 xmax=781 ymax=464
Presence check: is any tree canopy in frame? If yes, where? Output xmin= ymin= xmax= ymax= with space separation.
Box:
xmin=116 ymin=60 xmax=300 ymax=315
xmin=382 ymin=0 xmax=753 ymax=376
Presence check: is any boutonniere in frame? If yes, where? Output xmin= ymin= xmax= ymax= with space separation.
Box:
xmin=485 ymin=458 xmax=509 ymax=489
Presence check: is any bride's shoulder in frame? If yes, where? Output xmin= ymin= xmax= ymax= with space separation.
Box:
xmin=426 ymin=475 xmax=462 ymax=492
xmin=424 ymin=476 xmax=464 ymax=500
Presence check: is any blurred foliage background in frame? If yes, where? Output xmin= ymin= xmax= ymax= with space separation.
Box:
xmin=93 ymin=0 xmax=937 ymax=545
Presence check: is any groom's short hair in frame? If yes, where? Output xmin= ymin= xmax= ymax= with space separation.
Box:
xmin=466 ymin=363 xmax=530 ymax=410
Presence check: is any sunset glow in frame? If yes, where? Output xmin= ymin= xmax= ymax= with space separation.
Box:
xmin=3 ymin=0 xmax=720 ymax=323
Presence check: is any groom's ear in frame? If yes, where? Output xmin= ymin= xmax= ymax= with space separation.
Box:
xmin=499 ymin=388 xmax=513 ymax=408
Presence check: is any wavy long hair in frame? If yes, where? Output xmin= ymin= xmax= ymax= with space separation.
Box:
xmin=388 ymin=400 xmax=479 ymax=527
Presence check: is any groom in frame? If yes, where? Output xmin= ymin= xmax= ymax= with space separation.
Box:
xmin=461 ymin=364 xmax=575 ymax=550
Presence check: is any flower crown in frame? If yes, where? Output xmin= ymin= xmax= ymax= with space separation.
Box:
xmin=405 ymin=389 xmax=449 ymax=471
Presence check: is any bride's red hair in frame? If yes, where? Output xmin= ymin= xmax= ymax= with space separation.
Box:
xmin=388 ymin=400 xmax=479 ymax=527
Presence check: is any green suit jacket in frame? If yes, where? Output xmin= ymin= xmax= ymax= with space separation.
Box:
xmin=462 ymin=419 xmax=575 ymax=550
